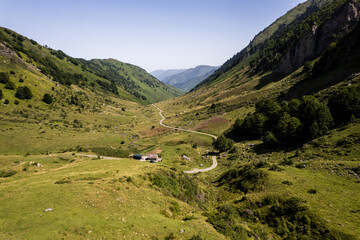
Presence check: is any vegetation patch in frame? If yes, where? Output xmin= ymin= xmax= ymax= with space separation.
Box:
xmin=206 ymin=204 xmax=252 ymax=240
xmin=54 ymin=178 xmax=72 ymax=184
xmin=216 ymin=164 xmax=268 ymax=194
xmin=0 ymin=170 xmax=17 ymax=178
xmin=149 ymin=170 xmax=206 ymax=207
xmin=244 ymin=195 xmax=355 ymax=239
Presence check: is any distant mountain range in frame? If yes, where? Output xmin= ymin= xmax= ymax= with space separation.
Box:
xmin=151 ymin=65 xmax=219 ymax=92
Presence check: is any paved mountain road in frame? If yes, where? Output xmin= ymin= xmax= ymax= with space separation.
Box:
xmin=153 ymin=104 xmax=218 ymax=174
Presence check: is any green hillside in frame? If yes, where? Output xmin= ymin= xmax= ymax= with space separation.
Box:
xmin=0 ymin=27 xmax=183 ymax=105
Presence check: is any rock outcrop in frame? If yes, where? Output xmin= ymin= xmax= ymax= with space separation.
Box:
xmin=275 ymin=0 xmax=360 ymax=75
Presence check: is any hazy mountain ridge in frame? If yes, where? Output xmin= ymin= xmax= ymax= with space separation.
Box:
xmin=150 ymin=69 xmax=186 ymax=81
xmin=152 ymin=65 xmax=218 ymax=91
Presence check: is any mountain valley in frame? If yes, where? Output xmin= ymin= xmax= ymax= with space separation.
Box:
xmin=1 ymin=0 xmax=360 ymax=239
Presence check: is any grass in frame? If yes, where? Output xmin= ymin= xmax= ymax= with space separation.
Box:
xmin=0 ymin=155 xmax=225 ymax=239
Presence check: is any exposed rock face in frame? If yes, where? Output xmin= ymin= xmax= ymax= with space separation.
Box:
xmin=0 ymin=42 xmax=40 ymax=71
xmin=275 ymin=0 xmax=360 ymax=75
xmin=0 ymin=42 xmax=19 ymax=58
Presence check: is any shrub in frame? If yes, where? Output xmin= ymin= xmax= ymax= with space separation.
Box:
xmin=183 ymin=215 xmax=196 ymax=221
xmin=308 ymin=188 xmax=317 ymax=194
xmin=54 ymin=179 xmax=71 ymax=184
xmin=269 ymin=164 xmax=284 ymax=172
xmin=0 ymin=72 xmax=9 ymax=83
xmin=280 ymin=158 xmax=293 ymax=166
xmin=217 ymin=164 xmax=268 ymax=193
xmin=295 ymin=163 xmax=306 ymax=169
xmin=42 ymin=93 xmax=53 ymax=104
xmin=0 ymin=89 xmax=2 ymax=99
xmin=4 ymin=99 xmax=9 ymax=104
xmin=189 ymin=235 xmax=204 ymax=240
xmin=0 ymin=170 xmax=17 ymax=178
xmin=282 ymin=180 xmax=293 ymax=185
xmin=5 ymin=81 xmax=15 ymax=90
xmin=14 ymin=100 xmax=19 ymax=105
xmin=213 ymin=135 xmax=234 ymax=152
xmin=15 ymin=86 xmax=32 ymax=99
xmin=206 ymin=204 xmax=250 ymax=239
xmin=149 ymin=170 xmax=204 ymax=206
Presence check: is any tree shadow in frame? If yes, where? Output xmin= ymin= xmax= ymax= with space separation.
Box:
xmin=255 ymin=72 xmax=283 ymax=90
xmin=252 ymin=142 xmax=303 ymax=155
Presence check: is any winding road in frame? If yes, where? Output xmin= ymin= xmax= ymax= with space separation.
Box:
xmin=152 ymin=104 xmax=218 ymax=174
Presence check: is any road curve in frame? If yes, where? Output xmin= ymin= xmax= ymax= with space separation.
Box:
xmin=152 ymin=104 xmax=218 ymax=174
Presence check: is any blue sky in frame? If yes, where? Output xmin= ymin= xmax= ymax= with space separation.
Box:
xmin=0 ymin=0 xmax=305 ymax=72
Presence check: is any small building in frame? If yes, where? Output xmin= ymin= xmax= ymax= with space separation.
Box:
xmin=133 ymin=153 xmax=162 ymax=162
xmin=146 ymin=154 xmax=159 ymax=161
xmin=133 ymin=154 xmax=143 ymax=160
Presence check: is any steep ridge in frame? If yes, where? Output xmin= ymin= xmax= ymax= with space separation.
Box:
xmin=0 ymin=27 xmax=183 ymax=105
xmin=193 ymin=0 xmax=358 ymax=92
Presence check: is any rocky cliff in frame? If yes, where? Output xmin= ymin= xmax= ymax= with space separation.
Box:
xmin=275 ymin=0 xmax=360 ymax=75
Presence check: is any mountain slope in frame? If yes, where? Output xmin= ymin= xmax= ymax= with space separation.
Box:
xmin=193 ymin=0 xmax=354 ymax=92
xmin=0 ymin=27 xmax=183 ymax=105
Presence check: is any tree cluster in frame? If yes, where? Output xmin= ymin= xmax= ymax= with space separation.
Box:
xmin=15 ymin=86 xmax=33 ymax=99
xmin=328 ymin=85 xmax=360 ymax=125
xmin=0 ymin=72 xmax=9 ymax=84
xmin=213 ymin=135 xmax=234 ymax=152
xmin=228 ymin=96 xmax=334 ymax=146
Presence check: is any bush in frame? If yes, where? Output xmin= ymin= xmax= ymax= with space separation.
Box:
xmin=217 ymin=164 xmax=268 ymax=193
xmin=308 ymin=188 xmax=317 ymax=194
xmin=42 ymin=93 xmax=53 ymax=104
xmin=15 ymin=86 xmax=32 ymax=99
xmin=0 ymin=170 xmax=17 ymax=178
xmin=4 ymin=99 xmax=9 ymax=104
xmin=0 ymin=89 xmax=2 ymax=99
xmin=183 ymin=215 xmax=196 ymax=221
xmin=213 ymin=135 xmax=234 ymax=152
xmin=149 ymin=170 xmax=204 ymax=206
xmin=269 ymin=164 xmax=284 ymax=172
xmin=0 ymin=72 xmax=9 ymax=84
xmin=14 ymin=100 xmax=19 ymax=105
xmin=54 ymin=179 xmax=71 ymax=184
xmin=5 ymin=81 xmax=15 ymax=90
xmin=282 ymin=180 xmax=293 ymax=185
